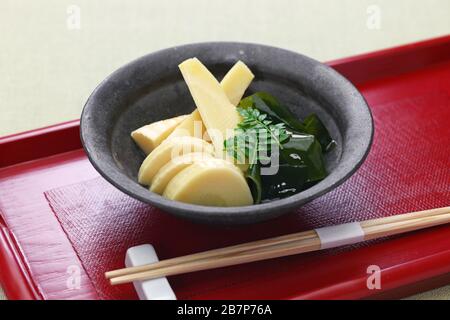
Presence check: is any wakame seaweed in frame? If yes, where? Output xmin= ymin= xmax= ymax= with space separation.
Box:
xmin=260 ymin=164 xmax=309 ymax=201
xmin=245 ymin=163 xmax=263 ymax=204
xmin=280 ymin=133 xmax=327 ymax=182
xmin=224 ymin=92 xmax=333 ymax=204
xmin=303 ymin=113 xmax=335 ymax=152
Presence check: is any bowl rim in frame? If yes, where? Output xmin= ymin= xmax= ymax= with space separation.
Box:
xmin=81 ymin=41 xmax=374 ymax=222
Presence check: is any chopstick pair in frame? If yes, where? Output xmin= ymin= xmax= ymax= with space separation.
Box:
xmin=106 ymin=206 xmax=450 ymax=285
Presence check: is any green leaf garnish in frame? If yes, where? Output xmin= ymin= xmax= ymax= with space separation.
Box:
xmin=241 ymin=92 xmax=335 ymax=151
xmin=224 ymin=107 xmax=289 ymax=166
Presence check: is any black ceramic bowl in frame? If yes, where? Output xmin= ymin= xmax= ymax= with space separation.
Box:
xmin=81 ymin=42 xmax=373 ymax=224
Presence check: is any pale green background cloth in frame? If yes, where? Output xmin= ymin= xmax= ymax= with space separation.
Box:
xmin=0 ymin=0 xmax=449 ymax=300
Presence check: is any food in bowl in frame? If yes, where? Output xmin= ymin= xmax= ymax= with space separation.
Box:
xmin=132 ymin=58 xmax=334 ymax=207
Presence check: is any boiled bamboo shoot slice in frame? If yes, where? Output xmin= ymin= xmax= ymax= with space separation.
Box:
xmin=167 ymin=109 xmax=207 ymax=140
xmin=221 ymin=60 xmax=254 ymax=106
xmin=178 ymin=58 xmax=241 ymax=157
xmin=138 ymin=136 xmax=214 ymax=185
xmin=131 ymin=115 xmax=187 ymax=154
xmin=150 ymin=152 xmax=214 ymax=194
xmin=163 ymin=158 xmax=253 ymax=207
xmin=168 ymin=60 xmax=254 ymax=141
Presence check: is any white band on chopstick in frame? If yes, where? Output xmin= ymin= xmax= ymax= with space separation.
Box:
xmin=315 ymin=222 xmax=365 ymax=249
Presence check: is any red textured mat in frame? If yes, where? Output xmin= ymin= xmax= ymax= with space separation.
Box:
xmin=44 ymin=91 xmax=450 ymax=300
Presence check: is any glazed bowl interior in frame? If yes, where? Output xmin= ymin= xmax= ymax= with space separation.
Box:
xmin=81 ymin=42 xmax=373 ymax=224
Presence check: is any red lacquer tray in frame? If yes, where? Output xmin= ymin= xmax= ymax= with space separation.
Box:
xmin=1 ymin=36 xmax=449 ymax=300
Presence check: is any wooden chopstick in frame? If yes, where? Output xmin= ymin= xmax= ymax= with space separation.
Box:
xmin=105 ymin=206 xmax=449 ymax=279
xmin=110 ymin=211 xmax=450 ymax=285
xmin=105 ymin=230 xmax=318 ymax=279
xmin=107 ymin=206 xmax=450 ymax=285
